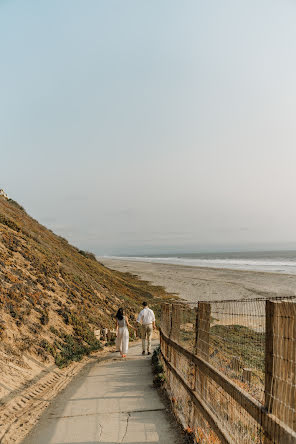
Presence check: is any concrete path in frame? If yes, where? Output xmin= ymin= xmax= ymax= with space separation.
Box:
xmin=22 ymin=342 xmax=182 ymax=444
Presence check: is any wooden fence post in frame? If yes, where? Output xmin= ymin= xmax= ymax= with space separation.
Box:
xmin=160 ymin=303 xmax=167 ymax=358
xmin=161 ymin=303 xmax=173 ymax=363
xmin=231 ymin=357 xmax=242 ymax=372
xmin=102 ymin=328 xmax=108 ymax=341
xmin=196 ymin=302 xmax=211 ymax=360
xmin=161 ymin=303 xmax=171 ymax=338
xmin=265 ymin=300 xmax=296 ymax=438
xmin=171 ymin=304 xmax=181 ymax=342
xmin=242 ymin=368 xmax=252 ymax=385
xmin=195 ymin=302 xmax=211 ymax=397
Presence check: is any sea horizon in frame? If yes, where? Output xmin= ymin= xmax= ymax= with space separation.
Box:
xmin=102 ymin=249 xmax=296 ymax=275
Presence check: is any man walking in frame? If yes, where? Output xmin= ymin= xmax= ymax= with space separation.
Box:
xmin=137 ymin=302 xmax=156 ymax=355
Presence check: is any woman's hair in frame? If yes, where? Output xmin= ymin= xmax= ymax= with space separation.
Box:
xmin=115 ymin=308 xmax=124 ymax=321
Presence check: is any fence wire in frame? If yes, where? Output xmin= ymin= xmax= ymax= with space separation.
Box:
xmin=160 ymin=297 xmax=296 ymax=444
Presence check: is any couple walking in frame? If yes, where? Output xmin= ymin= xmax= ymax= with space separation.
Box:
xmin=115 ymin=301 xmax=156 ymax=357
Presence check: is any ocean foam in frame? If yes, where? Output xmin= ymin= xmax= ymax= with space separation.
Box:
xmin=104 ymin=254 xmax=296 ymax=274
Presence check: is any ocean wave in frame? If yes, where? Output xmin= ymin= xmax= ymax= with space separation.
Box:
xmin=105 ymin=255 xmax=296 ymax=274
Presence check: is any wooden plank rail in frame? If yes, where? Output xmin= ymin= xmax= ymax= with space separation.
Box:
xmin=160 ymin=330 xmax=296 ymax=444
xmin=161 ymin=351 xmax=235 ymax=444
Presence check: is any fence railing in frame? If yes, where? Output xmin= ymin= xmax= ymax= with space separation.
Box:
xmin=159 ymin=299 xmax=296 ymax=444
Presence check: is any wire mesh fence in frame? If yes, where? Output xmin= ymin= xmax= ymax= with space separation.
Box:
xmin=160 ymin=297 xmax=296 ymax=444
xmin=209 ymin=300 xmax=265 ymax=404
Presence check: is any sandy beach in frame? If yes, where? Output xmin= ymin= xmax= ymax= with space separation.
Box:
xmin=100 ymin=258 xmax=296 ymax=303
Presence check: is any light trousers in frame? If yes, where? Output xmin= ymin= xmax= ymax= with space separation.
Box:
xmin=141 ymin=324 xmax=153 ymax=352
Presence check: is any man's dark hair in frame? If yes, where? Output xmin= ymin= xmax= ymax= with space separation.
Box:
xmin=142 ymin=301 xmax=148 ymax=307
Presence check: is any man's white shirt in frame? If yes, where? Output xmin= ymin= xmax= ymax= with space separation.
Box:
xmin=137 ymin=307 xmax=155 ymax=325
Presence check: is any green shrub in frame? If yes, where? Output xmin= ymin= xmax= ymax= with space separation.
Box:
xmin=152 ymin=345 xmax=160 ymax=365
xmin=0 ymin=322 xmax=5 ymax=337
xmin=40 ymin=310 xmax=49 ymax=325
xmin=8 ymin=199 xmax=26 ymax=212
xmin=0 ymin=214 xmax=20 ymax=232
xmin=57 ymin=307 xmax=70 ymax=324
xmin=151 ymin=346 xmax=165 ymax=387
xmin=50 ymin=325 xmax=58 ymax=335
xmin=53 ymin=333 xmax=101 ymax=368
xmin=153 ymin=373 xmax=166 ymax=387
xmin=152 ymin=362 xmax=163 ymax=375
xmin=78 ymin=250 xmax=97 ymax=261
xmin=38 ymin=339 xmax=56 ymax=358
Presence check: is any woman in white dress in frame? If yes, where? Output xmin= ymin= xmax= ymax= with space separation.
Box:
xmin=115 ymin=308 xmax=135 ymax=358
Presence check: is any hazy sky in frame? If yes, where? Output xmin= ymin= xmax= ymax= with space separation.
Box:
xmin=1 ymin=0 xmax=296 ymax=255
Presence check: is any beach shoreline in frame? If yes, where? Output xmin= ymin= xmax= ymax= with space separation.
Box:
xmin=100 ymin=258 xmax=296 ymax=303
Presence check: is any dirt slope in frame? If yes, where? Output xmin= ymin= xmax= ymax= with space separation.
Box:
xmin=0 ymin=196 xmax=172 ymax=412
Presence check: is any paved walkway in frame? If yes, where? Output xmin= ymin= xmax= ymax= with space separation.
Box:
xmin=22 ymin=342 xmax=182 ymax=444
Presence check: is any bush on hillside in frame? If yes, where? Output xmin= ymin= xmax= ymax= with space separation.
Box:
xmin=54 ymin=333 xmax=101 ymax=368
xmin=8 ymin=199 xmax=26 ymax=212
xmin=78 ymin=250 xmax=97 ymax=261
xmin=152 ymin=346 xmax=166 ymax=387
xmin=0 ymin=214 xmax=20 ymax=232
xmin=40 ymin=310 xmax=49 ymax=325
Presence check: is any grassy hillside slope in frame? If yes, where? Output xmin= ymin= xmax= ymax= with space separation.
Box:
xmin=0 ymin=196 xmax=172 ymax=378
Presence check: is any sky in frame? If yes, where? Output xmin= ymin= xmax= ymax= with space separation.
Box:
xmin=1 ymin=0 xmax=296 ymax=255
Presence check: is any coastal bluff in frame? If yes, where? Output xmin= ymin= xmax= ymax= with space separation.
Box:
xmin=0 ymin=197 xmax=172 ymax=443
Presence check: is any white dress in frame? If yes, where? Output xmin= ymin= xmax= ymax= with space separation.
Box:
xmin=116 ymin=317 xmax=129 ymax=355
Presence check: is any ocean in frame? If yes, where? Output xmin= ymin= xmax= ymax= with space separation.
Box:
xmin=109 ymin=250 xmax=296 ymax=274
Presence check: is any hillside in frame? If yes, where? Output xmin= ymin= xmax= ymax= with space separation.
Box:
xmin=0 ymin=196 xmax=173 ymax=404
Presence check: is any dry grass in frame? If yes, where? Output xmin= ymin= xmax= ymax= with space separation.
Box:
xmin=0 ymin=197 xmax=173 ymax=372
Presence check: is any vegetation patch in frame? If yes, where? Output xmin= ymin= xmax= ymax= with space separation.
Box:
xmin=0 ymin=214 xmax=20 ymax=232
xmin=152 ymin=346 xmax=166 ymax=387
xmin=210 ymin=324 xmax=265 ymax=371
xmin=7 ymin=199 xmax=26 ymax=212
xmin=78 ymin=250 xmax=97 ymax=261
